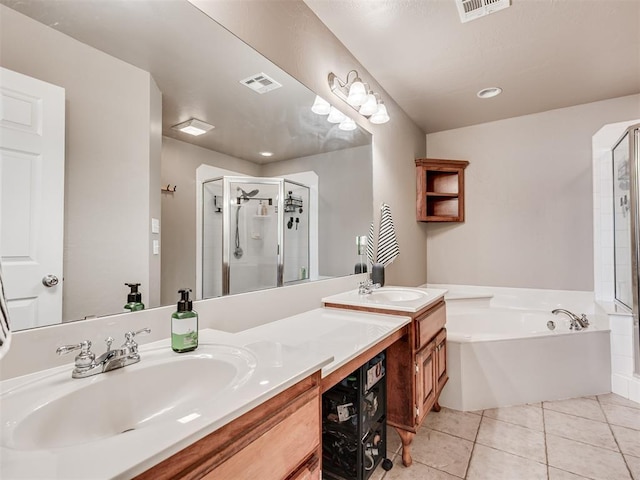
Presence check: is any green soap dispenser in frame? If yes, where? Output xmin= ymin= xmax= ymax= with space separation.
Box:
xmin=124 ymin=283 xmax=145 ymax=312
xmin=172 ymin=288 xmax=198 ymax=353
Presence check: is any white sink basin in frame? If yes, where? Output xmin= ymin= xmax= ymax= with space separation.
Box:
xmin=1 ymin=344 xmax=256 ymax=450
xmin=323 ymin=286 xmax=447 ymax=313
xmin=368 ymin=288 xmax=426 ymax=303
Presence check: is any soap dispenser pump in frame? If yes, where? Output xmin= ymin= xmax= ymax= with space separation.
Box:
xmin=171 ymin=288 xmax=198 ymax=353
xmin=124 ymin=283 xmax=145 ymax=312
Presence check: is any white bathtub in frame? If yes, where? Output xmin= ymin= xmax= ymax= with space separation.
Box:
xmin=429 ymin=285 xmax=612 ymax=411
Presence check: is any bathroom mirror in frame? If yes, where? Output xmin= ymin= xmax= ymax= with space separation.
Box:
xmin=0 ymin=0 xmax=373 ymax=331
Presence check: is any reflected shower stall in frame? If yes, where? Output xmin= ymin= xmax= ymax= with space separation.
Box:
xmin=202 ymin=176 xmax=310 ymax=297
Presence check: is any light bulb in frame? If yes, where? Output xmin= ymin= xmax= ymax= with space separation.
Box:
xmin=347 ymin=80 xmax=367 ymax=106
xmin=311 ymin=95 xmax=331 ymax=115
xmin=339 ymin=117 xmax=357 ymax=131
xmin=359 ymin=93 xmax=378 ymax=116
xmin=327 ymin=106 xmax=347 ymax=124
xmin=369 ymin=103 xmax=390 ymax=124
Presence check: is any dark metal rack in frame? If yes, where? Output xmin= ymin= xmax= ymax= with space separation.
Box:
xmin=322 ymin=352 xmax=392 ymax=480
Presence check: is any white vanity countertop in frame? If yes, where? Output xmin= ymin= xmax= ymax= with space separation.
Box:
xmin=322 ymin=286 xmax=447 ymax=313
xmin=236 ymin=308 xmax=411 ymax=377
xmin=0 ymin=307 xmax=409 ymax=480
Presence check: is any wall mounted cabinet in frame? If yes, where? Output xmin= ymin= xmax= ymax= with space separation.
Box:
xmin=415 ymin=158 xmax=469 ymax=222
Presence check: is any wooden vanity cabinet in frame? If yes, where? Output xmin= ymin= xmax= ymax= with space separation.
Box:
xmin=135 ymin=372 xmax=321 ymax=480
xmin=323 ymin=299 xmax=448 ymax=468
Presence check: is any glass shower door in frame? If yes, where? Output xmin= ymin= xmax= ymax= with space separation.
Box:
xmin=223 ymin=177 xmax=283 ymax=295
xmin=613 ymin=131 xmax=632 ymax=309
xmin=202 ymin=177 xmax=224 ymax=298
xmin=283 ymin=180 xmax=310 ymax=284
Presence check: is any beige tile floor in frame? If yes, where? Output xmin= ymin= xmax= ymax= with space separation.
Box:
xmin=369 ymin=394 xmax=640 ymax=480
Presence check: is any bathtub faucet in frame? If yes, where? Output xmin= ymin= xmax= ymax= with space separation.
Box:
xmin=551 ymin=309 xmax=589 ymax=331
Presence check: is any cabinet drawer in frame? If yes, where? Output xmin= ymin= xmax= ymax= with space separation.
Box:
xmin=415 ymin=301 xmax=446 ymax=350
xmin=203 ymin=395 xmax=320 ymax=480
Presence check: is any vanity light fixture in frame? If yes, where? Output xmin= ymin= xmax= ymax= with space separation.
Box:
xmin=358 ymin=92 xmax=379 ymax=116
xmin=171 ymin=118 xmax=214 ymax=136
xmin=328 ymin=70 xmax=390 ymax=124
xmin=369 ymin=102 xmax=390 ymax=124
xmin=477 ymin=87 xmax=503 ymax=99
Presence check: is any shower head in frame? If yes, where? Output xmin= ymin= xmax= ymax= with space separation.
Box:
xmin=236 ymin=187 xmax=259 ymax=202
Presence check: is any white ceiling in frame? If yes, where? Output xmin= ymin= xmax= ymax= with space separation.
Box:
xmin=304 ymin=0 xmax=640 ymax=133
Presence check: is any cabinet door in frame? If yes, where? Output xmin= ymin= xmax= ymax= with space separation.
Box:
xmin=435 ymin=328 xmax=448 ymax=394
xmin=415 ymin=340 xmax=436 ymax=426
xmin=201 ymin=395 xmax=319 ymax=480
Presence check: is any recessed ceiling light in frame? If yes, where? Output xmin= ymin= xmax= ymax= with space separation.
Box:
xmin=259 ymin=151 xmax=274 ymax=157
xmin=477 ymin=87 xmax=503 ymax=99
xmin=171 ymin=118 xmax=214 ymax=136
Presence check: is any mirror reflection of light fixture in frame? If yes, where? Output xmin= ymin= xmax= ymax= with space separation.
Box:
xmin=311 ymin=95 xmax=331 ymax=115
xmin=328 ymin=70 xmax=390 ymax=124
xmin=327 ymin=106 xmax=347 ymax=124
xmin=171 ymin=118 xmax=215 ymax=136
xmin=339 ymin=117 xmax=357 ymax=131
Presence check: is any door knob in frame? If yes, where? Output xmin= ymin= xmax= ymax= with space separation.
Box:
xmin=42 ymin=275 xmax=59 ymax=287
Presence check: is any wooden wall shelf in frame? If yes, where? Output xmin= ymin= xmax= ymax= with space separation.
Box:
xmin=415 ymin=158 xmax=469 ymax=222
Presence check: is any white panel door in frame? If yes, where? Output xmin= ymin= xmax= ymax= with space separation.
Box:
xmin=0 ymin=67 xmax=65 ymax=330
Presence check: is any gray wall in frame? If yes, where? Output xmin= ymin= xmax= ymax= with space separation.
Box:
xmin=263 ymin=145 xmax=373 ymax=276
xmin=426 ymin=94 xmax=640 ymax=291
xmin=148 ymin=77 xmax=163 ymax=308
xmin=191 ymin=0 xmax=428 ymax=287
xmin=0 ymin=5 xmax=161 ymax=320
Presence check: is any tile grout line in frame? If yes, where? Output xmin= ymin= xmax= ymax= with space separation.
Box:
xmin=482 ymin=404 xmax=546 ymax=433
xmin=597 ymin=395 xmax=635 ymax=480
xmin=463 ymin=408 xmax=484 ymax=480
xmin=543 ymin=406 xmax=608 ymax=424
xmin=542 ymin=405 xmax=550 ymax=480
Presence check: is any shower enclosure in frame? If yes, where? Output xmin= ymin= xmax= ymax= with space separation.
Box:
xmin=201 ymin=176 xmax=310 ymax=297
xmin=612 ymin=123 xmax=640 ymax=374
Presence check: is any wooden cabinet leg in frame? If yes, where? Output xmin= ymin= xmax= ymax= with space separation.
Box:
xmin=394 ymin=428 xmax=415 ymax=467
xmin=432 ymin=401 xmax=441 ymax=412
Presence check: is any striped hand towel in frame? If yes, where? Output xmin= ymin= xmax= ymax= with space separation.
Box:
xmin=377 ymin=203 xmax=400 ymax=267
xmin=0 ymin=264 xmax=11 ymax=359
xmin=366 ymin=221 xmax=375 ymax=265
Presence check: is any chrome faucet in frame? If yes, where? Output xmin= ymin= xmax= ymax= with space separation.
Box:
xmin=551 ymin=309 xmax=589 ymax=331
xmin=358 ymin=279 xmax=381 ymax=295
xmin=56 ymin=328 xmax=151 ymax=378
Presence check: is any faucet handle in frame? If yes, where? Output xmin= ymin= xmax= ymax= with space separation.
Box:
xmin=56 ymin=340 xmax=96 ymax=371
xmin=105 ymin=336 xmax=114 ymax=351
xmin=56 ymin=340 xmax=92 ymax=356
xmin=124 ymin=327 xmax=151 ymax=343
xmin=122 ymin=328 xmax=150 ymax=358
xmin=580 ymin=314 xmax=590 ymax=326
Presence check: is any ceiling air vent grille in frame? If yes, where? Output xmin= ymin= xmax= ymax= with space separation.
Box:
xmin=239 ymin=72 xmax=282 ymax=94
xmin=456 ymin=0 xmax=510 ymax=23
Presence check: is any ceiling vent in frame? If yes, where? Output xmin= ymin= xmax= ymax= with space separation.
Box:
xmin=456 ymin=0 xmax=510 ymax=23
xmin=239 ymin=73 xmax=282 ymax=94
